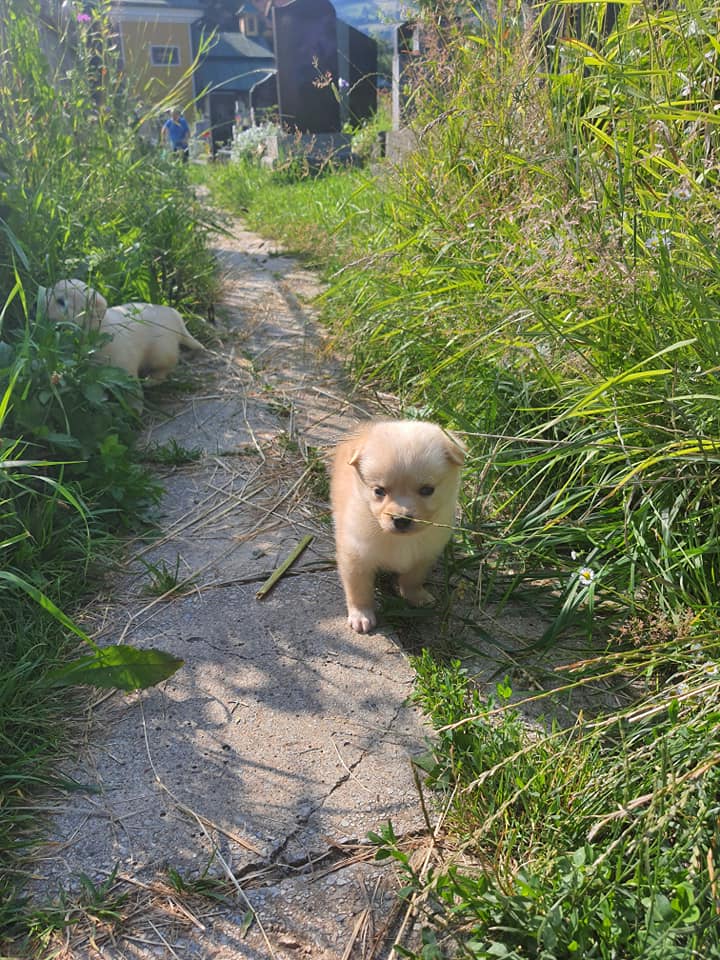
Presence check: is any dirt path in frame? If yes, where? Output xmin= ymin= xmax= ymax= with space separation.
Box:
xmin=26 ymin=223 xmax=430 ymax=959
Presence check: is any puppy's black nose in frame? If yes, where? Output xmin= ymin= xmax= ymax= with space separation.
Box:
xmin=393 ymin=516 xmax=413 ymax=531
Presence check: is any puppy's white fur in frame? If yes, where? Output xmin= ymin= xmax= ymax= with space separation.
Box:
xmin=40 ymin=278 xmax=203 ymax=382
xmin=330 ymin=419 xmax=465 ymax=633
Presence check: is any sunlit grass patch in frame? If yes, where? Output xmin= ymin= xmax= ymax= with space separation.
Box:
xmin=202 ymin=158 xmax=383 ymax=271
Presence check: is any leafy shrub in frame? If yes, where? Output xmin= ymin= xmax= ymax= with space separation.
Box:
xmin=230 ymin=121 xmax=281 ymax=163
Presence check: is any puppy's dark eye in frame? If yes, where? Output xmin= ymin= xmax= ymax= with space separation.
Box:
xmin=373 ymin=486 xmax=386 ymax=498
xmin=56 ymin=297 xmax=66 ymax=308
xmin=419 ymin=485 xmax=435 ymax=497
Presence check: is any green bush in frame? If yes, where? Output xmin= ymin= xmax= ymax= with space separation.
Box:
xmin=0 ymin=1 xmax=216 ymax=939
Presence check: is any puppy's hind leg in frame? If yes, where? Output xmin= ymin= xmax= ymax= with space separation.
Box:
xmin=338 ymin=556 xmax=377 ymax=633
xmin=141 ymin=345 xmax=180 ymax=384
xmin=397 ymin=562 xmax=436 ymax=607
xmin=141 ymin=367 xmax=172 ymax=385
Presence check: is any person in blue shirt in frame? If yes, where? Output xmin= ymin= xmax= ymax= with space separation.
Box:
xmin=161 ymin=108 xmax=190 ymax=161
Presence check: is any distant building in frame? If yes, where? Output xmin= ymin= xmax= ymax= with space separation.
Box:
xmin=110 ymin=0 xmax=202 ymax=111
xmin=193 ymin=28 xmax=274 ymax=147
xmin=108 ymin=0 xmax=377 ymax=143
xmin=236 ymin=0 xmax=273 ymax=50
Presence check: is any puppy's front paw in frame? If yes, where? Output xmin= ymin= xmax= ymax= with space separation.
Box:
xmin=348 ymin=607 xmax=377 ymax=633
xmin=399 ymin=585 xmax=435 ymax=607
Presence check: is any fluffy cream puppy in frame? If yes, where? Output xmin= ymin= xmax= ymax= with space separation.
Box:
xmin=331 ymin=419 xmax=466 ymax=633
xmin=40 ymin=278 xmax=204 ymax=382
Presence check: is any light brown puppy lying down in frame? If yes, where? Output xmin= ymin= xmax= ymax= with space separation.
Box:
xmin=40 ymin=278 xmax=204 ymax=382
xmin=330 ymin=419 xmax=466 ymax=633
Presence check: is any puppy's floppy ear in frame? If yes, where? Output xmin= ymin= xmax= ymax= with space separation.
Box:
xmin=443 ymin=431 xmax=466 ymax=467
xmin=89 ymin=289 xmax=107 ymax=327
xmin=347 ymin=446 xmax=363 ymax=469
xmin=79 ymin=282 xmax=107 ymax=330
xmin=345 ymin=424 xmax=370 ymax=470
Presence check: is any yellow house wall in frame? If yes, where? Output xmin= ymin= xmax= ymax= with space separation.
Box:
xmin=117 ymin=19 xmax=196 ymax=114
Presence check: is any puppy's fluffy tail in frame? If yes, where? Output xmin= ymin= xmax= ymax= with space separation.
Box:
xmin=180 ymin=328 xmax=206 ymax=353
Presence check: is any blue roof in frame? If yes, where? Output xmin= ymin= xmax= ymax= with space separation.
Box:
xmin=236 ymin=1 xmax=265 ymax=13
xmin=115 ymin=0 xmax=202 ymax=9
xmin=194 ymin=27 xmax=274 ymax=93
xmin=196 ymin=60 xmax=275 ymax=93
xmin=208 ymin=31 xmax=273 ymax=59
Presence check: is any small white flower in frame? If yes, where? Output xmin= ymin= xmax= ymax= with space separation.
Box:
xmin=646 ymin=230 xmax=673 ymax=251
xmin=578 ymin=567 xmax=595 ymax=585
xmin=672 ymin=182 xmax=692 ymax=200
xmin=675 ymin=682 xmax=690 ymax=696
xmin=702 ymin=661 xmax=720 ymax=677
xmin=570 ymin=550 xmax=578 ymax=561
xmin=338 ymin=77 xmax=350 ymax=91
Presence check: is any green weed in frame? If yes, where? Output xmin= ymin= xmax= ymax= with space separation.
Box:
xmin=140 ymin=555 xmax=194 ymax=597
xmin=164 ymin=862 xmax=254 ymax=935
xmin=27 ymin=865 xmax=128 ymax=948
xmin=166 ymin=865 xmax=231 ymax=903
xmin=302 ymin=445 xmax=330 ymax=501
xmin=265 ymin=396 xmax=292 ymax=417
xmin=278 ymin=430 xmax=300 ymax=454
xmin=140 ymin=438 xmax=203 ymax=466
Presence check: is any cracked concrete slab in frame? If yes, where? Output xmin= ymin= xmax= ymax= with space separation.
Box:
xmin=22 ymin=223 xmax=431 ymax=959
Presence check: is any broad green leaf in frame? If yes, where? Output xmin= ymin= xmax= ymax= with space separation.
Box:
xmin=50 ymin=645 xmax=184 ymax=691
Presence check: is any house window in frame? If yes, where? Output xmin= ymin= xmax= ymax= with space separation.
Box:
xmin=242 ymin=14 xmax=259 ymax=35
xmin=398 ymin=24 xmax=421 ymax=55
xmin=150 ymin=45 xmax=180 ymax=66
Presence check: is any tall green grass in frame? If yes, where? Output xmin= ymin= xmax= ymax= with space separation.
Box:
xmin=0 ymin=1 xmax=218 ymax=944
xmin=318 ymin=2 xmax=720 ymax=632
xmin=393 ymin=647 xmax=720 ymax=958
xmin=204 ymin=156 xmax=382 ymax=270
xmin=338 ymin=4 xmax=720 ymax=955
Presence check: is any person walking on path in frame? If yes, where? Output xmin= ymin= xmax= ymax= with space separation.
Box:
xmin=162 ymin=108 xmax=190 ymax=162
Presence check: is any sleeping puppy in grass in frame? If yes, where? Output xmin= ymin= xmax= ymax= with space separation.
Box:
xmin=40 ymin=278 xmax=204 ymax=383
xmin=331 ymin=419 xmax=466 ymax=633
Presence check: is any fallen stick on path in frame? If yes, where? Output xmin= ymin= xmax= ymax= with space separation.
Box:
xmin=256 ymin=534 xmax=314 ymax=599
